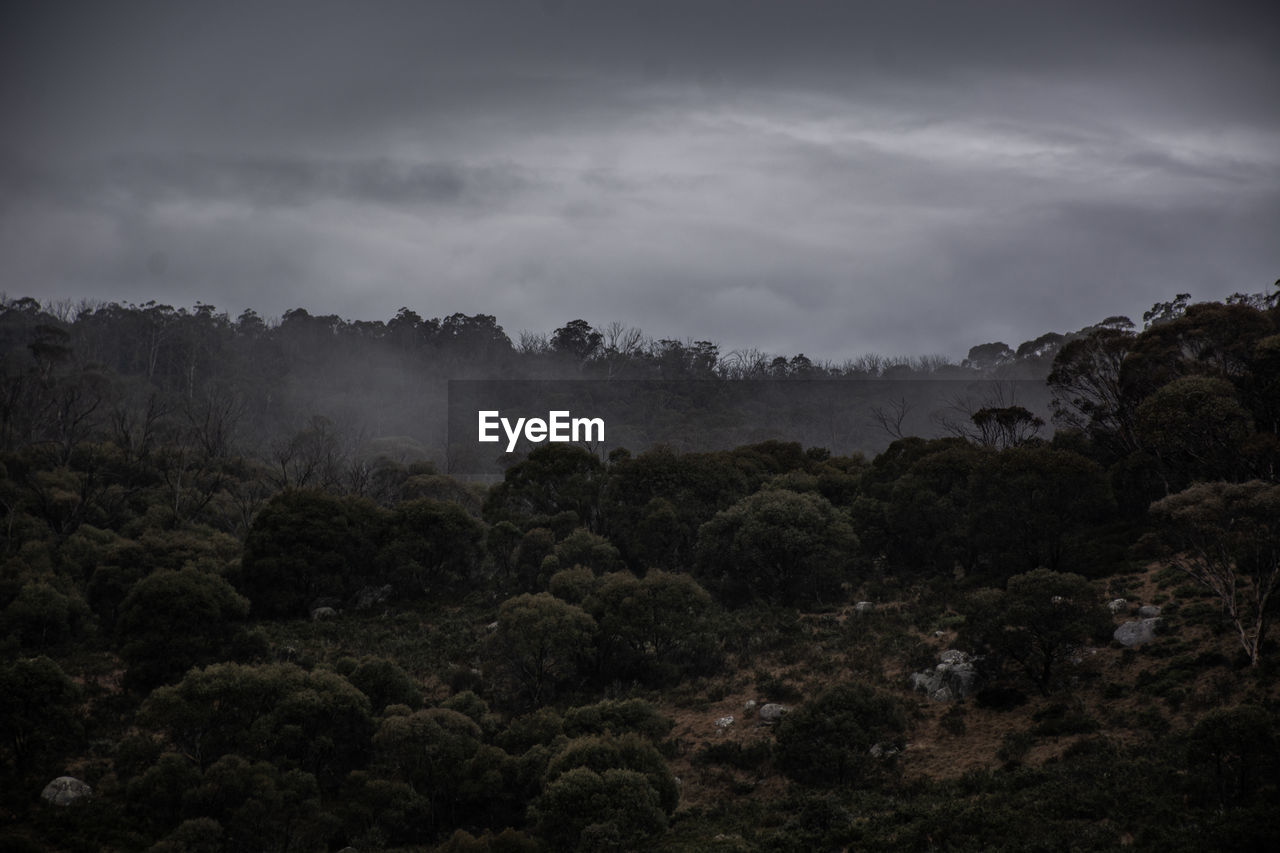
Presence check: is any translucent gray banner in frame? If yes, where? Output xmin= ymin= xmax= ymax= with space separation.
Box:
xmin=447 ymin=379 xmax=1054 ymax=475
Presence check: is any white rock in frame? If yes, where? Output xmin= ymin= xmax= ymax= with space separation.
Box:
xmin=41 ymin=777 xmax=91 ymax=807
xmin=758 ymin=703 xmax=790 ymax=724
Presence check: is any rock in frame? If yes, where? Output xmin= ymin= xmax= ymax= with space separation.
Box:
xmin=934 ymin=630 xmax=947 ymax=637
xmin=41 ymin=777 xmax=91 ymax=806
xmin=1114 ymin=617 xmax=1161 ymax=646
xmin=355 ymin=584 xmax=392 ymax=610
xmin=310 ymin=606 xmax=338 ymax=621
xmin=909 ymin=650 xmax=980 ymax=701
xmin=758 ymin=703 xmax=790 ymax=724
xmin=743 ymin=700 xmax=758 ymax=718
xmin=854 ymin=601 xmax=875 ymax=614
xmin=869 ymin=741 xmax=900 ymax=759
xmin=485 ymin=621 xmax=499 ymax=631
xmin=715 ymin=715 xmax=734 ymax=730
xmin=1108 ymin=598 xmax=1128 ymax=614
xmin=1138 ymin=604 xmax=1162 ymax=618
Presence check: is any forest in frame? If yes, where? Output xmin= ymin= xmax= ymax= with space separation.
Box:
xmin=2 ymin=285 xmax=1279 ymax=852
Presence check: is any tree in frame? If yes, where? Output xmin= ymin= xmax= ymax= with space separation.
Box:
xmin=601 ymin=446 xmax=751 ymax=571
xmin=695 ymin=489 xmax=857 ymax=606
xmin=591 ymin=571 xmax=717 ymax=685
xmin=346 ymin=658 xmax=422 ymax=712
xmin=116 ymin=568 xmax=252 ymax=689
xmin=882 ymin=443 xmax=983 ymax=576
xmin=0 ymin=655 xmax=81 ymax=778
xmin=963 ymin=342 xmax=1013 ymax=371
xmin=970 ymin=405 xmax=1045 ymax=449
xmin=551 ymin=320 xmax=604 ymax=363
xmin=775 ymin=682 xmax=907 ymax=788
xmin=483 ymin=445 xmax=606 ymax=532
xmin=487 ymin=593 xmax=596 ymax=708
xmin=373 ymin=707 xmax=483 ymax=827
xmin=1149 ymin=481 xmax=1280 ymax=665
xmin=962 ymin=569 xmax=1110 ymax=693
xmin=184 ymin=755 xmax=330 ymax=853
xmin=1134 ymin=376 xmax=1253 ymax=489
xmin=1047 ymin=322 xmax=1138 ymax=457
xmin=233 ymin=490 xmax=388 ymax=617
xmin=544 ymin=734 xmax=679 ymax=815
xmin=380 ymin=498 xmax=485 ymax=595
xmin=555 ymin=528 xmax=624 ymax=575
xmin=139 ymin=662 xmax=374 ymax=784
xmin=533 ymin=767 xmax=667 ymax=852
xmin=2 ymin=579 xmax=89 ymax=648
xmin=1184 ymin=705 xmax=1280 ymax=813
xmin=965 ymin=447 xmax=1114 ymax=582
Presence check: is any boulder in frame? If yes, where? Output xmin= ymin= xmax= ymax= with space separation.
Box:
xmin=1108 ymin=598 xmax=1128 ymax=614
xmin=743 ymin=699 xmax=758 ymax=718
xmin=1114 ymin=617 xmax=1161 ymax=646
xmin=853 ymin=601 xmax=875 ymax=614
xmin=715 ymin=715 xmax=734 ymax=731
xmin=1137 ymin=604 xmax=1162 ymax=619
xmin=909 ymin=650 xmax=980 ymax=702
xmin=758 ymin=703 xmax=790 ymax=724
xmin=41 ymin=776 xmax=91 ymax=807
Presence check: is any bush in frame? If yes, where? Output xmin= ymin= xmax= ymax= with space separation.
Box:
xmin=562 ymin=700 xmax=672 ymax=741
xmin=694 ymin=489 xmax=858 ymax=607
xmin=347 ymin=658 xmax=422 ymax=712
xmin=775 ymin=682 xmax=907 ymax=788
xmin=116 ymin=569 xmax=250 ymax=689
xmin=533 ymin=767 xmax=667 ymax=853
xmin=546 ymin=734 xmax=679 ymax=816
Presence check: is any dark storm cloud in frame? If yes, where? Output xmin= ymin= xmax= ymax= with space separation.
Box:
xmin=3 ymin=0 xmax=1278 ymax=360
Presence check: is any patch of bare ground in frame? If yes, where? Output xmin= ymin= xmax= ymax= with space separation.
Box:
xmin=669 ymin=561 xmax=1277 ymax=803
xmin=659 ymin=682 xmax=783 ymax=811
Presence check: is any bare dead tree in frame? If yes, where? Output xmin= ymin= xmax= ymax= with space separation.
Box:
xmin=870 ymin=396 xmax=911 ymax=440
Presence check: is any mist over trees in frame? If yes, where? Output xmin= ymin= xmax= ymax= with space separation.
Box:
xmin=0 ymin=294 xmax=1083 ymax=472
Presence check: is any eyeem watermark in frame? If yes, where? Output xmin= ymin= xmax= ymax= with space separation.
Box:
xmin=478 ymin=410 xmax=605 ymax=452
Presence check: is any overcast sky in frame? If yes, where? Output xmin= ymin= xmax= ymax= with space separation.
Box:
xmin=3 ymin=1 xmax=1278 ymax=361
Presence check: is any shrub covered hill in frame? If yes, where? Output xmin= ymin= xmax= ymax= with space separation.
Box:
xmin=1 ymin=286 xmax=1279 ymax=852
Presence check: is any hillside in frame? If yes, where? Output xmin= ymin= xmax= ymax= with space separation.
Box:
xmin=1 ymin=291 xmax=1279 ymax=852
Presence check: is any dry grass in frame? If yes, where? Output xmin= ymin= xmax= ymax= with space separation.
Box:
xmin=652 ymin=560 xmax=1278 ymax=812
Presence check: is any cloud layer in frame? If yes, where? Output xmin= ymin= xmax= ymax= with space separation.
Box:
xmin=4 ymin=0 xmax=1278 ymax=360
